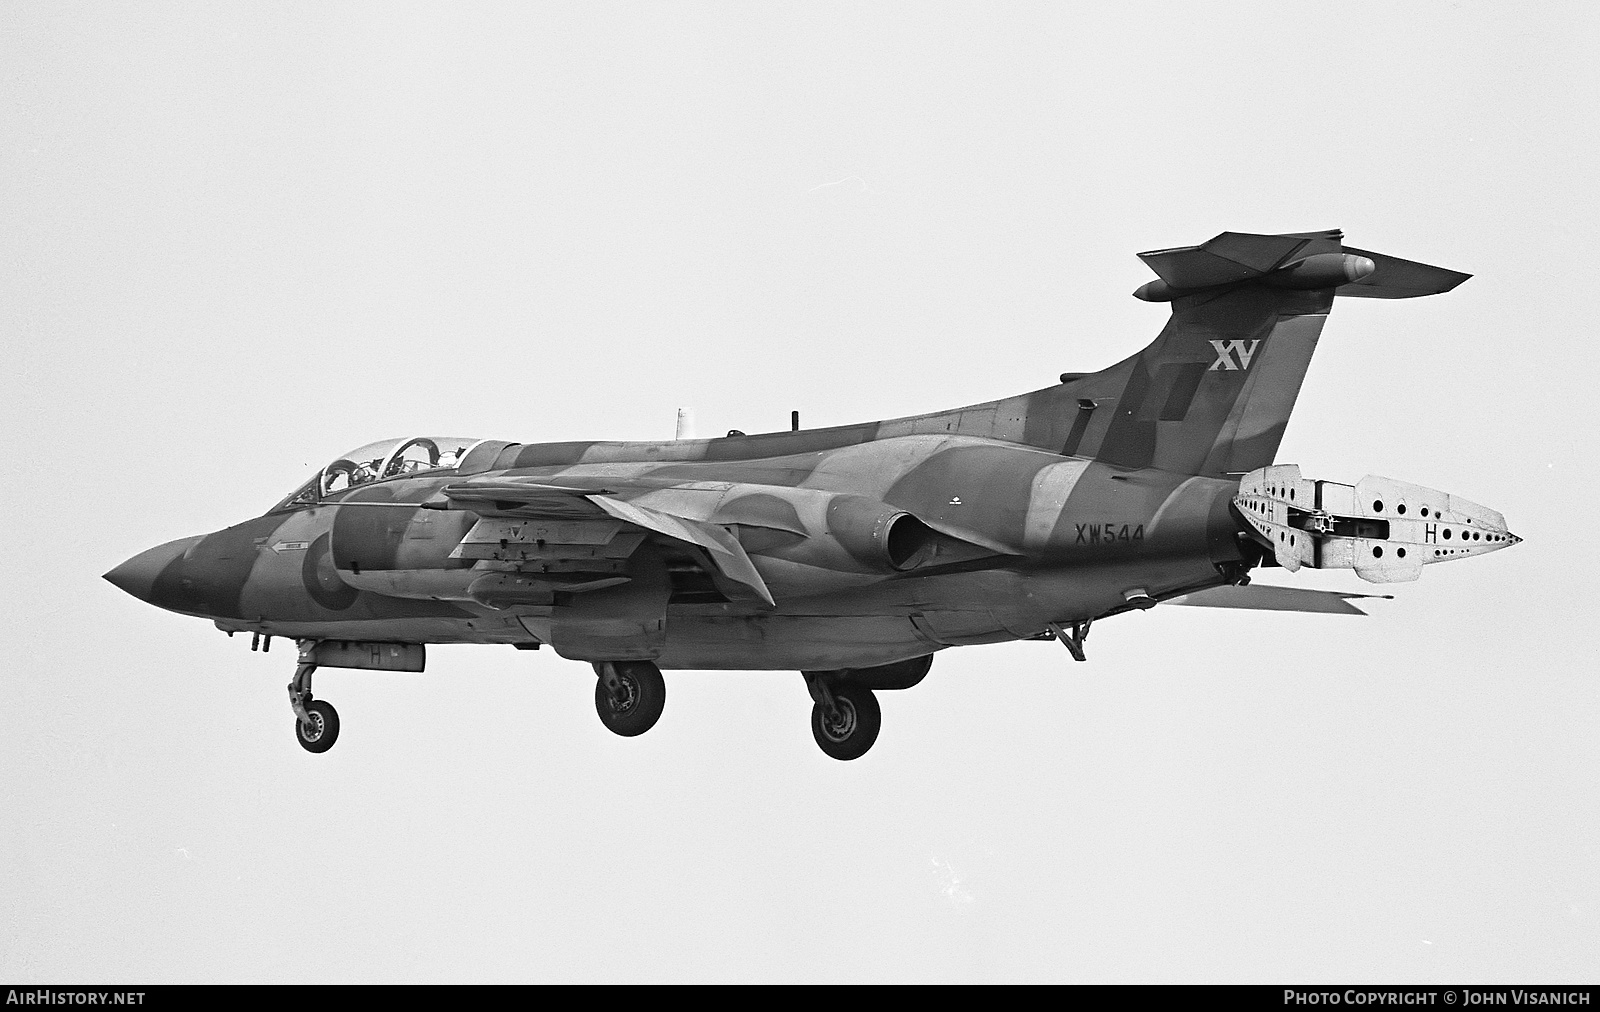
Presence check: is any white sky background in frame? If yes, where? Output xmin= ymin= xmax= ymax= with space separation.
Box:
xmin=3 ymin=1 xmax=1597 ymax=983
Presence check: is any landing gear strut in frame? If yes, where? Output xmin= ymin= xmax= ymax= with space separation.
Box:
xmin=289 ymin=640 xmax=340 ymax=753
xmin=593 ymin=660 xmax=666 ymax=737
xmin=1046 ymin=619 xmax=1092 ymax=662
xmin=803 ymin=672 xmax=881 ymax=761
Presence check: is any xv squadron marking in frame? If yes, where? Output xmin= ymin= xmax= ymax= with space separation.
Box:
xmin=1207 ymin=339 xmax=1262 ymax=371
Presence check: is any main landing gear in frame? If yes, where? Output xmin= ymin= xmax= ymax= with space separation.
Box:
xmin=289 ymin=641 xmax=340 ymax=754
xmin=803 ymin=672 xmax=881 ymax=761
xmin=593 ymin=660 xmax=667 ymax=737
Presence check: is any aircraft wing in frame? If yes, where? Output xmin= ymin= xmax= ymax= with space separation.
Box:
xmin=439 ymin=479 xmax=775 ymax=606
xmin=1166 ymin=584 xmax=1393 ymax=615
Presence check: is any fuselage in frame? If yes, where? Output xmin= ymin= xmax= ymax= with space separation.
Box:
xmin=108 ymin=431 xmax=1246 ymax=670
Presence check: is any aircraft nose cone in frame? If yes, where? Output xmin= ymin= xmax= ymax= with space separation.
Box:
xmin=104 ymin=536 xmax=203 ymax=604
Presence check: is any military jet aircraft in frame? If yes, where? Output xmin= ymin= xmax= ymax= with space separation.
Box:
xmin=105 ymin=229 xmax=1518 ymax=760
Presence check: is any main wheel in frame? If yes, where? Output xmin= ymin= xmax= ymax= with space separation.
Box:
xmin=594 ymin=661 xmax=666 ymax=737
xmin=296 ymin=699 xmax=340 ymax=754
xmin=811 ymin=684 xmax=881 ymax=761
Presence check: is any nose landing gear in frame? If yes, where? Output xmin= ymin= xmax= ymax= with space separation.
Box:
xmin=289 ymin=641 xmax=341 ymax=754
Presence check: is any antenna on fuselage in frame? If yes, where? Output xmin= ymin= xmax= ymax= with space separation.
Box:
xmin=675 ymin=408 xmax=695 ymax=440
xmin=791 ymin=410 xmax=800 ymax=431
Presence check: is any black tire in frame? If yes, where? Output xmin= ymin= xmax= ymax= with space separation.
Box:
xmin=811 ymin=684 xmax=881 ymax=761
xmin=296 ymin=699 xmax=340 ymax=754
xmin=594 ymin=661 xmax=666 ymax=737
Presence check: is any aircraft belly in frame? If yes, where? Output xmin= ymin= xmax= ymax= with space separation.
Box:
xmin=651 ymin=612 xmax=938 ymax=670
xmin=237 ymin=614 xmax=532 ymax=644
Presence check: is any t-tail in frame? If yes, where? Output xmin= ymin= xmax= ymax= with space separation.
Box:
xmin=1045 ymin=229 xmax=1469 ymax=476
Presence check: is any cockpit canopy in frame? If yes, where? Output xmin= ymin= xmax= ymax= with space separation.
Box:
xmin=276 ymin=436 xmax=483 ymax=510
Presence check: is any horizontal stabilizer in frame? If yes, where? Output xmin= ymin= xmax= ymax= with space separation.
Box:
xmin=1138 ymin=231 xmax=1316 ymax=289
xmin=1168 ymin=584 xmax=1392 ymax=615
xmin=1134 ymin=230 xmax=1468 ymax=301
xmin=1336 ymin=248 xmax=1471 ymax=299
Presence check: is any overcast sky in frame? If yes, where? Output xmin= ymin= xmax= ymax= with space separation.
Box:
xmin=3 ymin=1 xmax=1597 ymax=983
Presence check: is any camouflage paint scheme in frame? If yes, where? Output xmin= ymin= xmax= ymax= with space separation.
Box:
xmin=108 ymin=230 xmax=1505 ymax=676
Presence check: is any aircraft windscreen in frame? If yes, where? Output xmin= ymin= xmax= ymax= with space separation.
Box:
xmin=274 ymin=436 xmax=483 ymax=510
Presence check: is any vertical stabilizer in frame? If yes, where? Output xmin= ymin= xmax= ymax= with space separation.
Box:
xmin=1043 ymin=230 xmax=1468 ymax=476
xmin=868 ymin=230 xmax=1466 ymax=475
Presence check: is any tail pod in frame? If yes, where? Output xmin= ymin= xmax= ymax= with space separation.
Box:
xmin=1055 ymin=230 xmax=1469 ymax=476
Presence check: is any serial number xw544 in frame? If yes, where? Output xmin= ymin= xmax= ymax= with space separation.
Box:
xmin=1074 ymin=522 xmax=1145 ymax=546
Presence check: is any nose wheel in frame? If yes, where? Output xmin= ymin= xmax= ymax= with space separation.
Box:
xmin=804 ymin=673 xmax=881 ymax=761
xmin=288 ymin=642 xmax=341 ymax=753
xmin=593 ymin=660 xmax=666 ymax=737
xmin=295 ymin=699 xmax=340 ymax=753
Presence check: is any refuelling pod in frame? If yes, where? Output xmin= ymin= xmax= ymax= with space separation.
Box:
xmin=1233 ymin=465 xmax=1519 ymax=584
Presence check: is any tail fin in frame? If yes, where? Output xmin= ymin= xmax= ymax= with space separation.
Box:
xmin=1048 ymin=229 xmax=1468 ymax=476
